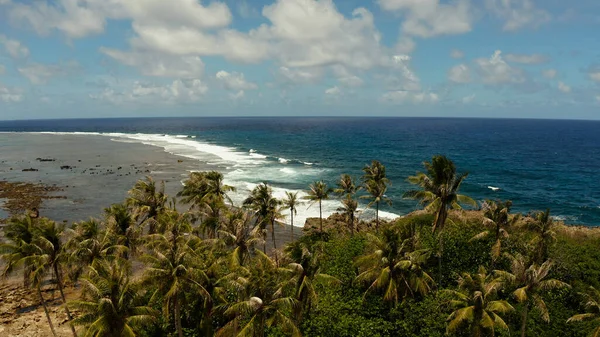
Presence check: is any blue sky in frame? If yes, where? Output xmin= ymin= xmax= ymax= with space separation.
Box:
xmin=0 ymin=0 xmax=600 ymax=120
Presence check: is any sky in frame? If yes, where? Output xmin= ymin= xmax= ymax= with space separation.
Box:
xmin=0 ymin=0 xmax=600 ymax=120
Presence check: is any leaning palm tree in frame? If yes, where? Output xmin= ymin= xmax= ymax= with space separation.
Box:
xmin=26 ymin=218 xmax=78 ymax=337
xmin=495 ymin=254 xmax=569 ymax=337
xmin=142 ymin=211 xmax=210 ymax=337
xmin=404 ymin=155 xmax=476 ymax=284
xmin=0 ymin=216 xmax=58 ymax=337
xmin=531 ymin=209 xmax=556 ymax=264
xmin=445 ymin=267 xmax=514 ymax=337
xmin=337 ymin=196 xmax=358 ymax=235
xmin=471 ymin=200 xmax=519 ymax=269
xmin=217 ymin=251 xmax=300 ymax=337
xmin=335 ymin=174 xmax=360 ymax=198
xmin=69 ymin=260 xmax=157 ymax=336
xmin=567 ymin=286 xmax=600 ymax=336
xmin=281 ymin=191 xmax=303 ymax=242
xmin=304 ymin=181 xmax=332 ymax=232
xmin=355 ymin=226 xmax=434 ymax=303
xmin=244 ymin=183 xmax=282 ymax=252
xmin=361 ymin=160 xmax=391 ymax=232
xmin=126 ymin=176 xmax=167 ymax=234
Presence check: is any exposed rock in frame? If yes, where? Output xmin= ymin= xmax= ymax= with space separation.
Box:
xmin=21 ymin=168 xmax=38 ymax=172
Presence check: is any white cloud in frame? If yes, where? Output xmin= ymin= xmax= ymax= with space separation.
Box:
xmin=462 ymin=94 xmax=475 ymax=103
xmin=18 ymin=62 xmax=79 ymax=84
xmin=216 ymin=71 xmax=258 ymax=91
xmin=0 ymin=34 xmax=29 ymax=58
xmin=229 ymin=90 xmax=245 ymax=100
xmin=331 ymin=65 xmax=364 ymax=87
xmin=557 ymin=81 xmax=571 ymax=93
xmin=0 ymin=83 xmax=23 ymax=103
xmin=589 ymin=67 xmax=600 ymax=82
xmin=378 ymin=0 xmax=473 ymax=38
xmin=325 ymin=86 xmax=341 ymax=95
xmin=542 ymin=69 xmax=557 ymax=79
xmin=475 ymin=50 xmax=525 ymax=85
xmin=448 ymin=64 xmax=471 ymax=83
xmin=380 ymin=90 xmax=439 ymax=104
xmin=486 ymin=0 xmax=551 ymax=31
xmin=450 ymin=49 xmax=464 ymax=59
xmin=395 ymin=36 xmax=416 ymax=54
xmin=504 ymin=53 xmax=548 ymax=64
xmin=278 ymin=66 xmax=323 ymax=84
xmin=100 ymin=48 xmax=205 ymax=78
xmin=91 ymin=79 xmax=208 ymax=104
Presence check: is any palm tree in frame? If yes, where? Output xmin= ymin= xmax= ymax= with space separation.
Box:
xmin=126 ymin=176 xmax=167 ymax=234
xmin=361 ymin=160 xmax=391 ymax=232
xmin=471 ymin=200 xmax=519 ymax=269
xmin=567 ymin=286 xmax=600 ymax=336
xmin=337 ymin=196 xmax=358 ymax=235
xmin=244 ymin=183 xmax=282 ymax=253
xmin=178 ymin=171 xmax=235 ymax=208
xmin=281 ymin=241 xmax=339 ymax=320
xmin=281 ymin=191 xmax=303 ymax=242
xmin=218 ymin=209 xmax=264 ymax=268
xmin=495 ymin=254 xmax=569 ymax=337
xmin=531 ymin=209 xmax=556 ymax=264
xmin=142 ymin=211 xmax=210 ymax=337
xmin=104 ymin=203 xmax=139 ymax=257
xmin=404 ymin=155 xmax=476 ymax=284
xmin=69 ymin=260 xmax=157 ymax=336
xmin=0 ymin=215 xmax=58 ymax=337
xmin=217 ymin=251 xmax=300 ymax=337
xmin=304 ymin=180 xmax=332 ymax=232
xmin=335 ymin=174 xmax=360 ymax=197
xmin=26 ymin=218 xmax=78 ymax=337
xmin=445 ymin=267 xmax=514 ymax=337
xmin=355 ymin=226 xmax=434 ymax=303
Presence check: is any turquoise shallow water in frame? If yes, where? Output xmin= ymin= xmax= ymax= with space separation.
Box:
xmin=1 ymin=117 xmax=599 ymax=226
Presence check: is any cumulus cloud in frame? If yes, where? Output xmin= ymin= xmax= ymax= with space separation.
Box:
xmin=91 ymin=79 xmax=208 ymax=104
xmin=100 ymin=48 xmax=205 ymax=78
xmin=450 ymin=49 xmax=464 ymax=59
xmin=380 ymin=90 xmax=439 ymax=104
xmin=588 ymin=66 xmax=600 ymax=83
xmin=331 ymin=65 xmax=364 ymax=87
xmin=504 ymin=53 xmax=548 ymax=64
xmin=18 ymin=61 xmax=79 ymax=84
xmin=216 ymin=71 xmax=258 ymax=91
xmin=448 ymin=64 xmax=471 ymax=83
xmin=278 ymin=66 xmax=323 ymax=84
xmin=0 ymin=83 xmax=23 ymax=102
xmin=486 ymin=0 xmax=551 ymax=31
xmin=542 ymin=69 xmax=557 ymax=79
xmin=395 ymin=36 xmax=416 ymax=54
xmin=474 ymin=50 xmax=525 ymax=85
xmin=378 ymin=0 xmax=473 ymax=38
xmin=557 ymin=81 xmax=571 ymax=93
xmin=0 ymin=34 xmax=29 ymax=58
xmin=325 ymin=86 xmax=341 ymax=95
xmin=462 ymin=94 xmax=475 ymax=103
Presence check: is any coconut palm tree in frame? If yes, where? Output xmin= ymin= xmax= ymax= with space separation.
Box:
xmin=471 ymin=200 xmax=519 ymax=269
xmin=104 ymin=203 xmax=139 ymax=257
xmin=281 ymin=191 xmax=303 ymax=242
xmin=69 ymin=260 xmax=157 ymax=336
xmin=244 ymin=183 xmax=282 ymax=253
xmin=218 ymin=209 xmax=264 ymax=268
xmin=355 ymin=226 xmax=434 ymax=303
xmin=495 ymin=254 xmax=569 ymax=337
xmin=178 ymin=171 xmax=235 ymax=208
xmin=445 ymin=267 xmax=514 ymax=337
xmin=404 ymin=155 xmax=476 ymax=284
xmin=281 ymin=241 xmax=339 ymax=320
xmin=126 ymin=176 xmax=167 ymax=234
xmin=0 ymin=215 xmax=58 ymax=337
xmin=217 ymin=251 xmax=300 ymax=337
xmin=142 ymin=209 xmax=210 ymax=337
xmin=337 ymin=196 xmax=358 ymax=235
xmin=335 ymin=174 xmax=360 ymax=198
xmin=304 ymin=180 xmax=332 ymax=232
xmin=531 ymin=209 xmax=556 ymax=264
xmin=361 ymin=160 xmax=391 ymax=232
xmin=26 ymin=218 xmax=78 ymax=337
xmin=567 ymin=286 xmax=600 ymax=336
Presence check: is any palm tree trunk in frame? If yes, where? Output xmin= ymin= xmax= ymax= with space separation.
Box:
xmin=319 ymin=200 xmax=323 ymax=232
xmin=271 ymin=220 xmax=277 ymax=250
xmin=290 ymin=210 xmax=294 ymax=242
xmin=438 ymin=232 xmax=444 ymax=287
xmin=375 ymin=201 xmax=379 ymax=232
xmin=521 ymin=303 xmax=529 ymax=337
xmin=175 ymin=296 xmax=183 ymax=337
xmin=37 ymin=285 xmax=58 ymax=337
xmin=53 ymin=264 xmax=77 ymax=337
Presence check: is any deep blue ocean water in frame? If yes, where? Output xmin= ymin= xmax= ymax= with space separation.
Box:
xmin=1 ymin=117 xmax=599 ymax=226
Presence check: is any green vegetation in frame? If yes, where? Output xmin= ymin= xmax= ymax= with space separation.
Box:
xmin=2 ymin=155 xmax=600 ymax=336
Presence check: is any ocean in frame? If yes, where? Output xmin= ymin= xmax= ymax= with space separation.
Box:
xmin=1 ymin=117 xmax=599 ymax=226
